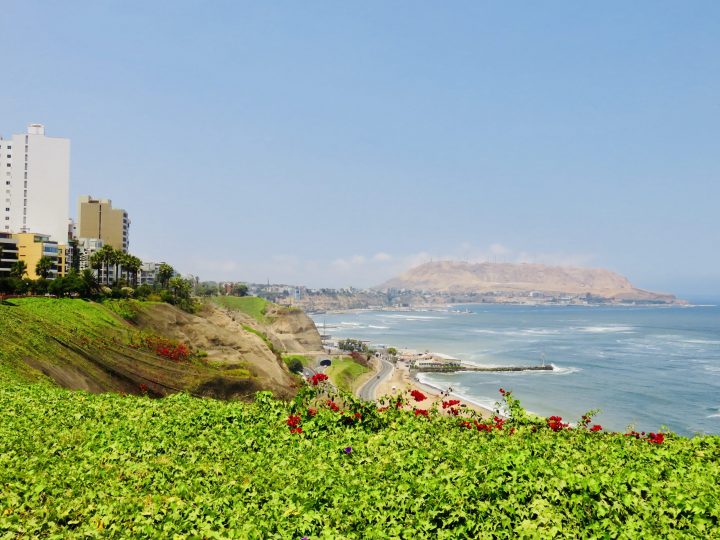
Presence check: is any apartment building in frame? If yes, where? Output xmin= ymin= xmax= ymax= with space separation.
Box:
xmin=77 ymin=196 xmax=130 ymax=252
xmin=0 ymin=232 xmax=19 ymax=276
xmin=13 ymin=232 xmax=65 ymax=280
xmin=0 ymin=124 xmax=70 ymax=244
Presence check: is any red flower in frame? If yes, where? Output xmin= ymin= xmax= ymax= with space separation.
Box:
xmin=307 ymin=407 xmax=317 ymax=417
xmin=647 ymin=432 xmax=664 ymax=444
xmin=499 ymin=388 xmax=506 ymax=396
xmin=414 ymin=409 xmax=429 ymax=417
xmin=410 ymin=389 xmax=427 ymax=402
xmin=326 ymin=400 xmax=340 ymax=412
xmin=290 ymin=427 xmax=303 ymax=434
xmin=547 ymin=415 xmax=568 ymax=432
xmin=460 ymin=420 xmax=473 ymax=429
xmin=308 ymin=373 xmax=329 ymax=386
xmin=590 ymin=424 xmax=602 ymax=432
xmin=286 ymin=415 xmax=302 ymax=428
xmin=442 ymin=399 xmax=461 ymax=409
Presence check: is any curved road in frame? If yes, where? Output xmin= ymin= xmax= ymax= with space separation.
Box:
xmin=358 ymin=357 xmax=394 ymax=401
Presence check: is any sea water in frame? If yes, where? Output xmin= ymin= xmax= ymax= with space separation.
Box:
xmin=312 ymin=304 xmax=720 ymax=436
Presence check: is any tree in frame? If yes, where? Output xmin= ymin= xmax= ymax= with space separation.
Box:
xmin=287 ymin=358 xmax=304 ymax=374
xmin=387 ymin=347 xmax=398 ymax=357
xmin=231 ymin=283 xmax=249 ymax=297
xmin=122 ymin=254 xmax=142 ymax=287
xmin=35 ymin=256 xmax=54 ymax=279
xmin=157 ymin=263 xmax=175 ymax=289
xmin=90 ymin=245 xmax=117 ymax=285
xmin=338 ymin=338 xmax=369 ymax=353
xmin=80 ymin=269 xmax=100 ymax=297
xmin=167 ymin=276 xmax=194 ymax=312
xmin=9 ymin=260 xmax=27 ymax=279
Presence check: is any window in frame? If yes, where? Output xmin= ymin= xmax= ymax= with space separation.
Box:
xmin=7 ymin=146 xmax=10 ymax=150
xmin=4 ymin=181 xmax=8 ymax=185
xmin=5 ymin=155 xmax=10 ymax=159
xmin=4 ymin=208 xmax=8 ymax=212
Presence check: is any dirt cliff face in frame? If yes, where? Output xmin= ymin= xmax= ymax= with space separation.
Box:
xmin=134 ymin=304 xmax=297 ymax=398
xmin=3 ymin=298 xmax=298 ymax=401
xmin=377 ymin=261 xmax=677 ymax=302
xmin=265 ymin=306 xmax=323 ymax=353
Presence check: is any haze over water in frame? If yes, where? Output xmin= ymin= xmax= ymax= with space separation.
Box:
xmin=314 ymin=304 xmax=720 ymax=436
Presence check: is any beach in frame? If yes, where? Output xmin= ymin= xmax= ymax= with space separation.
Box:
xmin=372 ymin=356 xmax=493 ymax=418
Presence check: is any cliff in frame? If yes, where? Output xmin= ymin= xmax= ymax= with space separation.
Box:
xmin=0 ymin=298 xmax=310 ymax=400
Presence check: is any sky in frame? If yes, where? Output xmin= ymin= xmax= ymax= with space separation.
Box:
xmin=1 ymin=2 xmax=719 ymax=295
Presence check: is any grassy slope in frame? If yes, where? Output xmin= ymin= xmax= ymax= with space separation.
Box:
xmin=1 ymin=383 xmax=719 ymax=538
xmin=212 ymin=296 xmax=270 ymax=323
xmin=0 ymin=298 xmax=128 ymax=384
xmin=326 ymin=356 xmax=371 ymax=392
xmin=0 ymin=298 xmax=267 ymax=397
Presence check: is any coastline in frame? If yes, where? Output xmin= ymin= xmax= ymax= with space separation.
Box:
xmin=373 ymin=355 xmax=493 ymax=418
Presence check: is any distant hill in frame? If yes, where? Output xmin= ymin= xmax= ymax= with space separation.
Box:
xmin=376 ymin=261 xmax=677 ymax=303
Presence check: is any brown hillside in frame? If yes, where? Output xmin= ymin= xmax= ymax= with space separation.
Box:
xmin=377 ymin=261 xmax=676 ymax=302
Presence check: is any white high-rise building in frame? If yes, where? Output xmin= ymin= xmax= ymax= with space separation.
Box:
xmin=0 ymin=124 xmax=70 ymax=243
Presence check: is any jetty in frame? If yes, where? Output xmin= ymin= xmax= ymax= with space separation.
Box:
xmin=411 ymin=361 xmax=553 ymax=373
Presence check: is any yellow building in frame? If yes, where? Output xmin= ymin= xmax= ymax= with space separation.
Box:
xmin=12 ymin=232 xmax=66 ymax=279
xmin=77 ymin=196 xmax=130 ymax=252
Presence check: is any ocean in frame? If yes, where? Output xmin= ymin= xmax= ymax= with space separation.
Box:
xmin=312 ymin=304 xmax=720 ymax=436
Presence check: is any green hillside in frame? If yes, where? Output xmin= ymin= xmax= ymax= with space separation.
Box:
xmin=212 ymin=296 xmax=270 ymax=323
xmin=0 ymin=298 xmax=279 ymax=397
xmin=1 ymin=378 xmax=719 ymax=538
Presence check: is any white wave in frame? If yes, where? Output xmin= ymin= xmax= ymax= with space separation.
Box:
xmin=368 ymin=325 xmax=390 ymax=329
xmin=704 ymin=366 xmax=720 ymax=373
xmin=339 ymin=322 xmax=362 ymax=326
xmin=683 ymin=339 xmax=720 ymax=345
xmin=550 ymin=364 xmax=582 ymax=375
xmin=384 ymin=314 xmax=448 ymax=320
xmin=576 ymin=325 xmax=635 ymax=334
xmin=707 ymin=414 xmax=720 ymax=419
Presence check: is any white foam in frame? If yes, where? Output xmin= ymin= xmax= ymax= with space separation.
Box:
xmin=577 ymin=325 xmax=635 ymax=334
xmin=368 ymin=325 xmax=390 ymax=329
xmin=550 ymin=364 xmax=582 ymax=375
xmin=384 ymin=314 xmax=448 ymax=320
xmin=683 ymin=339 xmax=720 ymax=345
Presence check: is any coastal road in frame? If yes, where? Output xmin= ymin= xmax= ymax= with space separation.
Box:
xmin=358 ymin=357 xmax=394 ymax=401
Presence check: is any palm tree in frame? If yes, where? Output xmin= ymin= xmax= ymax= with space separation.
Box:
xmin=123 ymin=254 xmax=142 ymax=286
xmin=89 ymin=251 xmax=104 ymax=285
xmin=10 ymin=260 xmax=27 ymax=279
xmin=35 ymin=256 xmax=54 ymax=279
xmin=95 ymin=245 xmax=117 ymax=285
xmin=157 ymin=263 xmax=175 ymax=289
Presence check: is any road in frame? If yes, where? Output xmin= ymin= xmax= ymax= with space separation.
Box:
xmin=358 ymin=357 xmax=394 ymax=401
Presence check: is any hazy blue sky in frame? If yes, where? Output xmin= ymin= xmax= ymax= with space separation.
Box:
xmin=2 ymin=2 xmax=719 ymax=294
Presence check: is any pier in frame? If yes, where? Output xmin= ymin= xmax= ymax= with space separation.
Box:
xmin=413 ymin=364 xmax=553 ymax=373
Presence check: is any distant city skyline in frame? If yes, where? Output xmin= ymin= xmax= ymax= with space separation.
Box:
xmin=2 ymin=2 xmax=719 ymax=296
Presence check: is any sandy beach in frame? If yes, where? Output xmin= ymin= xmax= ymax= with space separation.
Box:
xmin=373 ymin=358 xmax=493 ymax=418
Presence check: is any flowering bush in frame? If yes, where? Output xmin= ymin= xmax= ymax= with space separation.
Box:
xmin=130 ymin=332 xmax=190 ymax=362
xmin=308 ymin=373 xmax=329 ymax=386
xmin=410 ymin=389 xmax=427 ymax=402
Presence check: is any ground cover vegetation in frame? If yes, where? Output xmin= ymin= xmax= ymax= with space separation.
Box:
xmin=212 ymin=296 xmax=270 ymax=323
xmin=1 ymin=370 xmax=718 ymax=538
xmin=325 ymin=355 xmax=372 ymax=392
